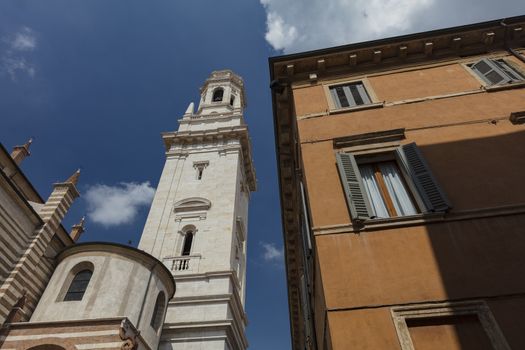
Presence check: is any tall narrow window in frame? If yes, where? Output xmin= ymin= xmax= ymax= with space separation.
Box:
xmin=182 ymin=231 xmax=193 ymax=256
xmin=64 ymin=269 xmax=92 ymax=301
xmin=150 ymin=292 xmax=166 ymax=331
xmin=358 ymin=161 xmax=418 ymax=218
xmin=212 ymin=88 xmax=224 ymax=102
xmin=193 ymin=161 xmax=209 ymax=180
xmin=230 ymin=95 xmax=235 ymax=106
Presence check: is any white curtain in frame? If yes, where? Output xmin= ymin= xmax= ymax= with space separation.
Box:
xmin=379 ymin=162 xmax=417 ymax=216
xmin=359 ymin=164 xmax=389 ymax=218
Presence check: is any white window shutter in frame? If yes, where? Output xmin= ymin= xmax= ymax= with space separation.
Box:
xmin=336 ymin=153 xmax=372 ymax=220
xmin=397 ymin=143 xmax=451 ymax=212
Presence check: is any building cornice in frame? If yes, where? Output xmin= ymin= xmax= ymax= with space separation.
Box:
xmin=178 ymin=111 xmax=244 ymax=124
xmin=162 ymin=319 xmax=248 ymax=350
xmin=269 ymin=16 xmax=525 ymax=84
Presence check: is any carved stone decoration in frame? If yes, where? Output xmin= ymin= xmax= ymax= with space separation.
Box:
xmin=119 ymin=318 xmax=138 ymax=350
xmin=173 ymin=197 xmax=212 ymax=213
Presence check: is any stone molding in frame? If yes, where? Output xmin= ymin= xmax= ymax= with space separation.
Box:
xmin=173 ymin=197 xmax=211 ymax=213
xmin=313 ymin=202 xmax=525 ymax=235
xmin=391 ymin=300 xmax=511 ymax=350
xmin=271 ymin=19 xmax=525 ymax=84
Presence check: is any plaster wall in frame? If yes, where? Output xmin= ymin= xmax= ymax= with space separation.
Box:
xmin=30 ymin=251 xmax=170 ymax=349
xmin=316 ymin=214 xmax=525 ymax=309
xmin=324 ymin=296 xmax=525 ymax=350
xmin=292 ymin=49 xmax=525 ymax=349
xmin=301 ymin=118 xmax=525 ymax=228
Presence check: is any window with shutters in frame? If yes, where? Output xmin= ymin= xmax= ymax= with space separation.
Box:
xmin=468 ymin=58 xmax=524 ymax=86
xmin=336 ymin=143 xmax=450 ymax=222
xmin=329 ymin=81 xmax=372 ymax=109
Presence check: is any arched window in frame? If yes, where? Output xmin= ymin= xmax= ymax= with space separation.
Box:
xmin=150 ymin=292 xmax=166 ymax=331
xmin=230 ymin=95 xmax=235 ymax=106
xmin=212 ymin=88 xmax=224 ymax=102
xmin=64 ymin=269 xmax=92 ymax=301
xmin=181 ymin=231 xmax=193 ymax=256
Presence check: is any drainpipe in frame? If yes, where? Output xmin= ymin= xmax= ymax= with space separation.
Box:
xmin=501 ymin=19 xmax=525 ymax=64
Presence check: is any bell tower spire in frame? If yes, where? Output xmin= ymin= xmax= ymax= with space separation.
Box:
xmin=139 ymin=70 xmax=255 ymax=350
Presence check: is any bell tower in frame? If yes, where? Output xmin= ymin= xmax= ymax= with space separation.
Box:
xmin=138 ymin=70 xmax=256 ymax=350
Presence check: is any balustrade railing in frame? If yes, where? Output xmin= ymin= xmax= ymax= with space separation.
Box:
xmin=163 ymin=255 xmax=201 ymax=274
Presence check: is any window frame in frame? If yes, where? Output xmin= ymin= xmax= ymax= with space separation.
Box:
xmin=391 ymin=300 xmax=511 ymax=350
xmin=336 ymin=142 xmax=450 ymax=224
xmin=193 ymin=161 xmax=209 ymax=180
xmin=150 ymin=292 xmax=166 ymax=332
xmin=464 ymin=56 xmax=525 ymax=87
xmin=181 ymin=230 xmax=194 ymax=256
xmin=355 ymin=152 xmax=424 ymax=218
xmin=57 ymin=261 xmax=94 ymax=302
xmin=324 ymin=77 xmax=381 ymax=112
xmin=62 ymin=268 xmax=93 ymax=302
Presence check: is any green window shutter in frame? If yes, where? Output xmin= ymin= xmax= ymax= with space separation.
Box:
xmin=336 ymin=153 xmax=372 ymax=220
xmin=397 ymin=143 xmax=451 ymax=212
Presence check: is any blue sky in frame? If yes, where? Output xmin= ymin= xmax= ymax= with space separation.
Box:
xmin=1 ymin=1 xmax=290 ymax=348
xmin=2 ymin=1 xmax=525 ymax=349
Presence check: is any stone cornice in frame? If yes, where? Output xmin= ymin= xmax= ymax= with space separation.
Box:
xmin=178 ymin=111 xmax=244 ymax=124
xmin=270 ymin=16 xmax=525 ymax=84
xmin=162 ymin=319 xmax=248 ymax=350
xmin=170 ymin=270 xmax=248 ymax=325
xmin=162 ymin=126 xmax=256 ymax=191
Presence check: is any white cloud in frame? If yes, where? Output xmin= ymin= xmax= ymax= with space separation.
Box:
xmin=1 ymin=26 xmax=37 ymax=80
xmin=12 ymin=27 xmax=37 ymax=51
xmin=3 ymin=57 xmax=35 ymax=81
xmin=260 ymin=0 xmax=525 ymax=53
xmin=85 ymin=182 xmax=155 ymax=227
xmin=265 ymin=12 xmax=299 ymax=51
xmin=261 ymin=242 xmax=284 ymax=263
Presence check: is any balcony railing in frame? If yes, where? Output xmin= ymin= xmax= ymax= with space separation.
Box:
xmin=163 ymin=255 xmax=201 ymax=274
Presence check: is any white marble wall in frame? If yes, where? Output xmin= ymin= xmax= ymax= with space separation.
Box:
xmin=31 ymin=247 xmax=172 ymax=350
xmin=138 ymin=70 xmax=252 ymax=350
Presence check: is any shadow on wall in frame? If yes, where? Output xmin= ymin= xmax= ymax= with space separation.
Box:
xmin=418 ymin=129 xmax=525 ymax=350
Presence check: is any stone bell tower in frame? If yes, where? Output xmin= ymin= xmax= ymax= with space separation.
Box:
xmin=138 ymin=70 xmax=256 ymax=350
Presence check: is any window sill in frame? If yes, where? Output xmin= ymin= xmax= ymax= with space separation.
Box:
xmin=328 ymin=102 xmax=384 ymax=115
xmin=360 ymin=212 xmax=445 ymax=230
xmin=484 ymin=80 xmax=525 ymax=92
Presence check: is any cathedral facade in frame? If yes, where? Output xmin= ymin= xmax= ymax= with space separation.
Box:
xmin=0 ymin=70 xmax=255 ymax=350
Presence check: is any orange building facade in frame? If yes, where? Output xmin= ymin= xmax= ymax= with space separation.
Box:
xmin=269 ymin=16 xmax=525 ymax=350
